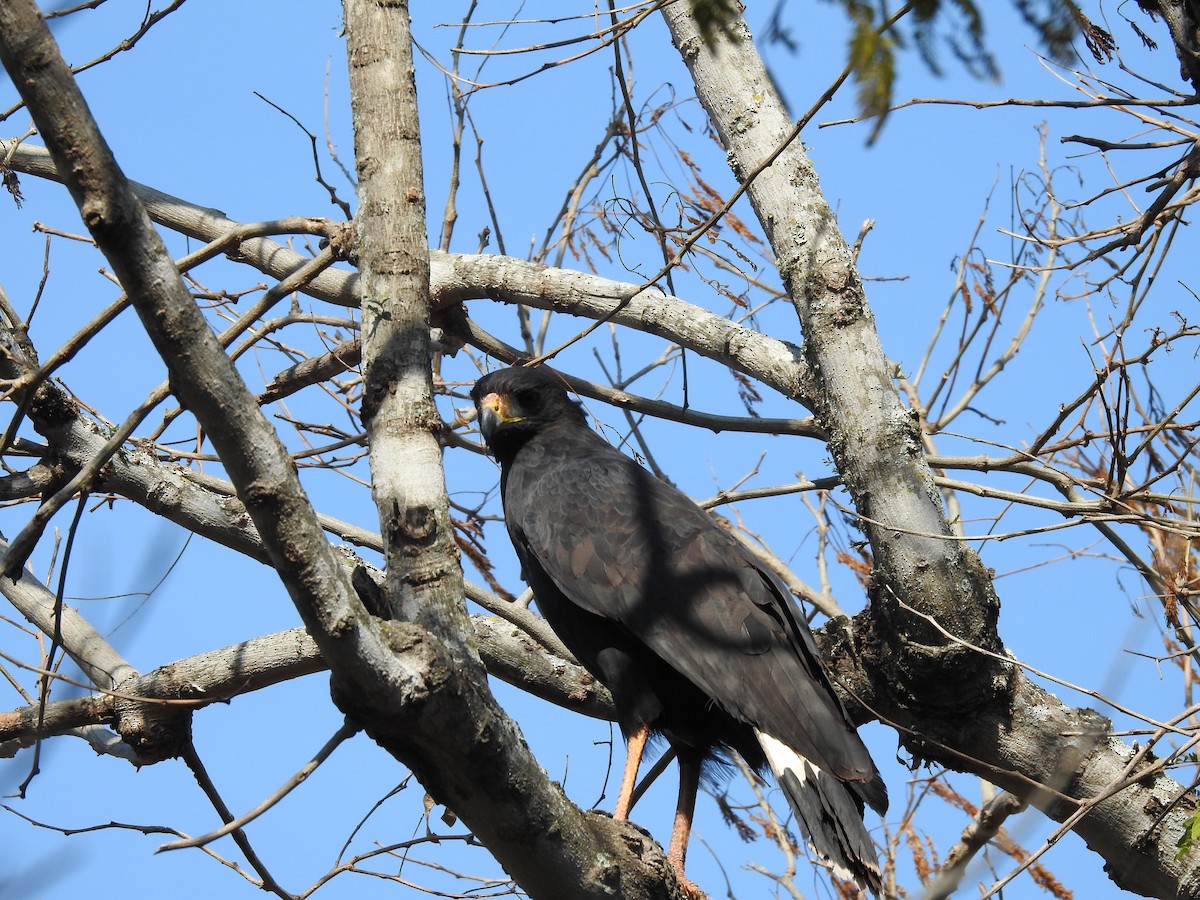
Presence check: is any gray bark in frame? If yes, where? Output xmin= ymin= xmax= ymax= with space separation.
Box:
xmin=3 ymin=2 xmax=1196 ymax=897
xmin=337 ymin=5 xmax=678 ymax=897
xmin=0 ymin=616 xmax=611 ymax=755
xmin=661 ymin=5 xmax=1200 ymax=898
xmin=0 ymin=6 xmax=671 ymax=898
xmin=0 ymin=323 xmax=610 ymax=745
xmin=0 ymin=537 xmax=189 ymax=763
xmin=0 ymin=140 xmax=811 ymax=406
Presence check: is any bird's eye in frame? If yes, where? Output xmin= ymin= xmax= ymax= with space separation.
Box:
xmin=517 ymin=389 xmax=540 ymax=410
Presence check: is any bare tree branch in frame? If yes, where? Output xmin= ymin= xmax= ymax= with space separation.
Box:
xmin=0 ymin=140 xmax=812 ymax=406
xmin=338 ymin=4 xmax=680 ymax=897
xmin=662 ymin=3 xmax=1200 ymax=897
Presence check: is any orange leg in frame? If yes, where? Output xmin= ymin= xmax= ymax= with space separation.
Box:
xmin=613 ymin=723 xmax=649 ymax=820
xmin=668 ymin=753 xmax=704 ymax=899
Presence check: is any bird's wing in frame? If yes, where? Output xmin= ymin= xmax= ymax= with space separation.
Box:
xmin=506 ymin=430 xmax=881 ymax=791
xmin=506 ymin=442 xmax=653 ymax=620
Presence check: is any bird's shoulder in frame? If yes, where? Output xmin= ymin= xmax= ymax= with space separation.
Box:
xmin=503 ymin=424 xmax=704 ymax=592
xmin=506 ymin=423 xmax=646 ymax=501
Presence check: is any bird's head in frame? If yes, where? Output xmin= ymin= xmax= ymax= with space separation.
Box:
xmin=471 ymin=366 xmax=586 ymax=458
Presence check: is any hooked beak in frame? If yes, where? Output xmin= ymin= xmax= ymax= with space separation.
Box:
xmin=477 ymin=392 xmax=521 ymax=445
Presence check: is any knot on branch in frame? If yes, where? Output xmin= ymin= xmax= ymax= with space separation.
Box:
xmin=110 ymin=687 xmax=194 ymax=764
xmin=888 ymin=638 xmax=1014 ymax=715
xmin=358 ymin=352 xmax=395 ymax=425
xmin=395 ymin=502 xmax=436 ymax=546
xmin=324 ymin=221 xmax=358 ymax=263
xmin=857 ymin=569 xmax=1012 ymax=720
xmin=79 ymin=198 xmax=110 ymax=230
xmin=589 ymin=812 xmax=688 ymax=900
xmin=813 ymin=612 xmax=883 ymax=725
xmin=329 ymin=619 xmax=441 ymax=734
xmin=27 ymin=380 xmax=78 ymax=432
xmin=807 ymin=256 xmax=866 ymax=328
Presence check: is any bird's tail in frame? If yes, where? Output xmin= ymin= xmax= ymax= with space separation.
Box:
xmin=755 ymin=729 xmax=882 ymax=895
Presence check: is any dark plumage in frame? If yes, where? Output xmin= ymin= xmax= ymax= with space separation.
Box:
xmin=472 ymin=365 xmax=886 ymax=895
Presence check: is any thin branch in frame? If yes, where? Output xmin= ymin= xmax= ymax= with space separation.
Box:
xmin=160 ymin=720 xmax=359 ymax=852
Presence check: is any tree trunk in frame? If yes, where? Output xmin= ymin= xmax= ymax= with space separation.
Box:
xmin=660 ymin=4 xmax=1200 ymax=897
xmin=0 ymin=2 xmax=680 ymax=896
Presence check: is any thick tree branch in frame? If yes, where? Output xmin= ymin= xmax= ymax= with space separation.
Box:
xmin=662 ymin=4 xmax=1200 ymax=897
xmin=339 ymin=4 xmax=676 ymax=897
xmin=660 ymin=1 xmax=1001 ymax=701
xmin=0 ymin=320 xmax=607 ymax=726
xmin=0 ymin=140 xmax=811 ymax=405
xmin=7 ymin=4 xmax=1194 ymax=896
xmin=0 ymin=617 xmax=612 ymax=750
xmin=435 ymin=253 xmax=813 ymax=406
xmin=4 ymin=15 xmax=654 ymax=897
xmin=1 ymin=0 xmax=453 ymax=786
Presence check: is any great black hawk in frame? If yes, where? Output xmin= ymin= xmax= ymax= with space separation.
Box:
xmin=472 ymin=365 xmax=887 ymax=895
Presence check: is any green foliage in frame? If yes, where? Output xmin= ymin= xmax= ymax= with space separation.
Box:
xmin=846 ymin=5 xmax=898 ymax=144
xmin=1176 ymin=808 xmax=1200 ymax=859
xmin=790 ymin=0 xmax=1093 ymax=139
xmin=689 ymin=0 xmax=743 ymax=46
xmin=911 ymin=0 xmax=997 ymax=80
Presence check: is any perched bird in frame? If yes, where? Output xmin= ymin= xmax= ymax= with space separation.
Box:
xmin=472 ymin=365 xmax=887 ymax=895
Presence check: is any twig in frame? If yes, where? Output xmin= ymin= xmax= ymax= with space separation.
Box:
xmin=174 ymin=741 xmax=297 ymax=898
xmin=921 ymin=791 xmax=1026 ymax=900
xmin=161 ymin=720 xmax=359 ymax=853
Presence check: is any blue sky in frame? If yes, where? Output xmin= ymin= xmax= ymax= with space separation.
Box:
xmin=1 ymin=2 xmax=1195 ymax=898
